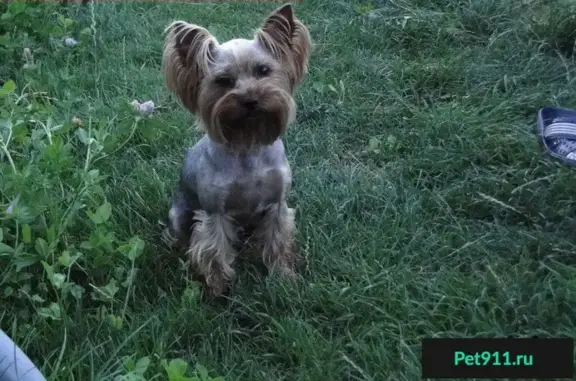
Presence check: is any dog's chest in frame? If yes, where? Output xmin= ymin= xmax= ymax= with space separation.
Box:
xmin=191 ymin=136 xmax=292 ymax=224
xmin=223 ymin=167 xmax=286 ymax=218
xmin=197 ymin=142 xmax=291 ymax=221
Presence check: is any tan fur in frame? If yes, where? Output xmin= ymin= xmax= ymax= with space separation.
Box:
xmin=186 ymin=210 xmax=239 ymax=297
xmin=162 ymin=21 xmax=218 ymax=114
xmin=252 ymin=203 xmax=299 ymax=277
xmin=255 ymin=4 xmax=312 ymax=90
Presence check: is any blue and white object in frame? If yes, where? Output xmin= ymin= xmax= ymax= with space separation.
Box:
xmin=0 ymin=330 xmax=46 ymax=381
xmin=537 ymin=107 xmax=576 ymax=165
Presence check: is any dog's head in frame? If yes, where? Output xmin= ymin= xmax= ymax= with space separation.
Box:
xmin=162 ymin=4 xmax=311 ymax=151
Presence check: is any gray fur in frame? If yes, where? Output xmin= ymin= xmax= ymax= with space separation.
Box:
xmin=170 ymin=135 xmax=291 ymax=235
xmin=165 ymin=134 xmax=295 ymax=296
xmin=179 ymin=136 xmax=292 ymax=215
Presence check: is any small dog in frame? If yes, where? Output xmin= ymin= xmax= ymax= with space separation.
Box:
xmin=161 ymin=4 xmax=311 ymax=297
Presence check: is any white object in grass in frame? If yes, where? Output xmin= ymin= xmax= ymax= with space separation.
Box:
xmin=131 ymin=100 xmax=155 ymax=116
xmin=139 ymin=100 xmax=155 ymax=115
xmin=63 ymin=37 xmax=78 ymax=47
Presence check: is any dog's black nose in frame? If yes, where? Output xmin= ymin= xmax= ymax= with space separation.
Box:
xmin=242 ymin=99 xmax=258 ymax=110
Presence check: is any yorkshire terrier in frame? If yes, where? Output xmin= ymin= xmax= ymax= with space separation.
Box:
xmin=161 ymin=4 xmax=311 ymax=297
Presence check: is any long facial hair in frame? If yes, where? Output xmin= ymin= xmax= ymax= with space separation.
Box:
xmin=198 ymin=82 xmax=296 ymax=152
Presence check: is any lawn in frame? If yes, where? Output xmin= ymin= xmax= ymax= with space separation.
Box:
xmin=1 ymin=0 xmax=576 ymax=380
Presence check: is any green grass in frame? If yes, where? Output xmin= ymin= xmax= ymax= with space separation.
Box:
xmin=2 ymin=0 xmax=576 ymax=380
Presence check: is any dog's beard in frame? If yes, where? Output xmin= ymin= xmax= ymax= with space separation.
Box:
xmin=221 ymin=112 xmax=282 ymax=147
xmin=201 ymin=88 xmax=295 ymax=151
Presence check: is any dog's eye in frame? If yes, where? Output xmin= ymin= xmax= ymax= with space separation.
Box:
xmin=255 ymin=64 xmax=271 ymax=77
xmin=215 ymin=76 xmax=235 ymax=87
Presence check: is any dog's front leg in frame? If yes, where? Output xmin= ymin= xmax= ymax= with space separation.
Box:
xmin=187 ymin=210 xmax=239 ymax=297
xmin=253 ymin=201 xmax=299 ymax=278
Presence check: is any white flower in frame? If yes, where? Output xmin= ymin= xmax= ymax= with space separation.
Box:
xmin=131 ymin=100 xmax=155 ymax=116
xmin=63 ymin=37 xmax=78 ymax=47
xmin=139 ymin=100 xmax=155 ymax=116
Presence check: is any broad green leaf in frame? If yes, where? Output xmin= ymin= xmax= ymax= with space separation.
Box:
xmin=34 ymin=237 xmax=50 ymax=257
xmin=50 ymin=26 xmax=64 ymax=37
xmin=75 ymin=128 xmax=89 ymax=144
xmin=119 ymin=236 xmax=145 ymax=261
xmin=70 ymin=285 xmax=84 ymax=300
xmin=88 ymin=202 xmax=112 ymax=224
xmin=41 ymin=260 xmax=54 ymax=278
xmin=84 ymin=169 xmax=101 ymax=184
xmin=122 ymin=268 xmax=139 ymax=288
xmin=58 ymin=250 xmax=81 ymax=267
xmin=0 ymin=242 xmax=14 ymax=255
xmin=135 ymin=357 xmax=151 ymax=375
xmin=14 ymin=255 xmax=38 ymax=271
xmin=62 ymin=17 xmax=75 ymax=29
xmin=22 ymin=224 xmax=31 ymax=243
xmin=31 ymin=128 xmax=45 ymax=142
xmin=58 ymin=250 xmax=71 ymax=267
xmin=50 ymin=273 xmax=66 ymax=289
xmin=100 ymin=279 xmax=119 ymax=299
xmin=195 ymin=364 xmax=208 ymax=380
xmin=0 ymin=80 xmax=16 ymax=96
xmin=8 ymin=1 xmax=28 ymax=14
xmin=38 ymin=302 xmax=61 ymax=320
xmin=123 ymin=357 xmax=136 ymax=372
xmin=165 ymin=359 xmax=189 ymax=378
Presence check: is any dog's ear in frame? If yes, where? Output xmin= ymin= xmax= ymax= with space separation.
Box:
xmin=162 ymin=21 xmax=218 ymax=113
xmin=256 ymin=4 xmax=311 ymax=90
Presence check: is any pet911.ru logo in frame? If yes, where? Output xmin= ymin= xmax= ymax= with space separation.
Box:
xmin=454 ymin=351 xmax=534 ymax=367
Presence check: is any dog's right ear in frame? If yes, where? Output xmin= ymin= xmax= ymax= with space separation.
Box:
xmin=162 ymin=21 xmax=218 ymax=113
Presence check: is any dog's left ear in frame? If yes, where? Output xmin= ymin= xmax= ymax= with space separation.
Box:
xmin=256 ymin=3 xmax=312 ymax=90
